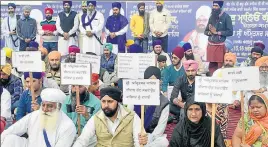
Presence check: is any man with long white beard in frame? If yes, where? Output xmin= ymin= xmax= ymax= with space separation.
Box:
xmin=254 ymin=56 xmax=268 ymax=93
xmin=1 ymin=88 xmax=76 ymax=147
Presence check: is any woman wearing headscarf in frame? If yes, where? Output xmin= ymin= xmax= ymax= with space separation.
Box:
xmin=232 ymin=93 xmax=268 ymax=147
xmin=170 ymin=99 xmax=226 ymax=147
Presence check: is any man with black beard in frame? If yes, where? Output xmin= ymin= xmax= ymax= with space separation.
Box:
xmin=61 ymin=85 xmax=100 ymax=132
xmin=240 ymin=46 xmax=263 ymax=67
xmin=183 ymin=5 xmax=211 ymax=61
xmin=169 ymin=60 xmax=199 ymax=120
xmin=130 ymin=2 xmax=150 ymax=53
xmin=73 ymin=87 xmax=148 ymax=146
xmin=38 ymin=8 xmax=58 ymax=53
xmin=204 ymin=1 xmax=233 ymax=75
xmin=56 ymin=1 xmax=79 ymax=56
xmin=1 ymin=3 xmax=20 ymax=51
xmin=181 ymin=42 xmax=205 ymax=75
xmin=149 ymin=1 xmax=171 ymax=53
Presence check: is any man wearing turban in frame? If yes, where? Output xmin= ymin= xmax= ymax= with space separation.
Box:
xmin=0 ymin=63 xmax=23 ymax=115
xmin=205 ymin=1 xmax=233 ymax=75
xmin=183 ymin=5 xmax=211 ymax=61
xmin=150 ymin=40 xmax=171 ymax=67
xmin=17 ymin=5 xmax=37 ymax=51
xmin=255 ymin=56 xmax=268 ymax=93
xmin=79 ymin=1 xmax=104 ymax=55
xmin=105 ymin=2 xmax=129 ymax=54
xmin=73 ymin=87 xmax=148 ymax=146
xmin=212 ymin=52 xmax=242 ymax=139
xmin=1 ymin=3 xmax=20 ymax=51
xmin=254 ymin=41 xmax=267 ymax=56
xmin=100 ymin=43 xmax=117 ymax=74
xmin=39 ymin=7 xmax=58 ymax=53
xmin=1 ymin=88 xmax=76 ymax=147
xmin=162 ymin=46 xmax=186 ymax=94
xmin=130 ymin=2 xmax=150 ymax=53
xmin=149 ymin=1 xmax=171 ymax=53
xmin=63 ymin=45 xmax=80 ymax=63
xmin=240 ymin=46 xmax=263 ymax=67
xmin=56 ymin=1 xmax=79 ymax=56
xmin=181 ymin=42 xmax=206 ymax=75
xmin=62 ymin=82 xmax=101 ymax=132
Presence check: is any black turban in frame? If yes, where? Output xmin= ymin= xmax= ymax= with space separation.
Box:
xmin=100 ymin=87 xmax=122 ymax=102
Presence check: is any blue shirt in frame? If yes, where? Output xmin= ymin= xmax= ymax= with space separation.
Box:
xmin=101 ymin=53 xmax=117 ymax=74
xmin=16 ymin=89 xmax=42 ymax=120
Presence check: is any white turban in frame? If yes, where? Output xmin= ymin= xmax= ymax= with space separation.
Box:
xmin=196 ymin=5 xmax=211 ymax=19
xmin=41 ymin=88 xmax=66 ymax=104
xmin=22 ymin=5 xmax=32 ymax=11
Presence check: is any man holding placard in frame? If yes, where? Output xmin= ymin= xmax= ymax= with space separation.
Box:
xmin=62 ymin=85 xmax=101 ymax=131
xmin=170 ymin=60 xmax=199 ymax=120
xmin=132 ymin=66 xmax=169 ymax=147
xmin=73 ymin=87 xmax=148 ymax=146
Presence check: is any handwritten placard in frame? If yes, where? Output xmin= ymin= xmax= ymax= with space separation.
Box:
xmin=195 ymin=76 xmax=233 ymax=104
xmin=76 ymin=53 xmax=101 ymax=74
xmin=123 ymin=79 xmax=160 ymax=105
xmin=118 ymin=53 xmax=156 ymax=79
xmin=15 ymin=51 xmax=42 ymax=72
xmin=1 ymin=50 xmax=6 ymax=65
xmin=222 ymin=67 xmax=260 ymax=91
xmin=61 ymin=63 xmax=92 ymax=85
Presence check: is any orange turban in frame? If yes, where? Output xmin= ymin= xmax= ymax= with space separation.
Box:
xmin=39 ymin=46 xmax=48 ymax=56
xmin=255 ymin=56 xmax=268 ymax=67
xmin=1 ymin=63 xmax=12 ymax=76
xmin=224 ymin=52 xmax=237 ymax=64
xmin=48 ymin=51 xmax=61 ymax=60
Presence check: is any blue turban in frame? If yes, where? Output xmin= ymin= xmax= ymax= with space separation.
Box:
xmin=63 ymin=1 xmax=72 ymax=7
xmin=129 ymin=44 xmax=143 ymax=53
xmin=28 ymin=41 xmax=39 ymax=49
xmin=182 ymin=42 xmax=192 ymax=52
xmin=153 ymin=40 xmax=162 ymax=48
xmin=87 ymin=1 xmax=96 ymax=6
xmin=251 ymin=46 xmax=263 ymax=55
xmin=225 ymin=39 xmax=233 ymax=51
xmin=213 ymin=1 xmax=224 ymax=8
xmin=24 ymin=72 xmax=42 ymax=80
xmin=7 ymin=3 xmax=16 ymax=9
xmin=112 ymin=2 xmax=121 ymax=9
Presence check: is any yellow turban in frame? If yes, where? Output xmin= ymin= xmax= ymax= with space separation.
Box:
xmin=126 ymin=40 xmax=134 ymax=47
xmin=2 ymin=47 xmax=13 ymax=58
xmin=1 ymin=63 xmax=12 ymax=76
xmin=224 ymin=52 xmax=237 ymax=64
xmin=48 ymin=51 xmax=61 ymax=60
xmin=156 ymin=0 xmax=164 ymax=5
xmin=255 ymin=56 xmax=268 ymax=67
xmin=39 ymin=46 xmax=48 ymax=56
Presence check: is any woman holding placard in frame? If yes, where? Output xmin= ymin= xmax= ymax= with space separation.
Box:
xmin=232 ymin=93 xmax=268 ymax=147
xmin=169 ymin=99 xmax=226 ymax=147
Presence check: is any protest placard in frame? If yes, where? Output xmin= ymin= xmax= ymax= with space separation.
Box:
xmin=195 ymin=76 xmax=233 ymax=104
xmin=15 ymin=51 xmax=42 ymax=72
xmin=76 ymin=53 xmax=101 ymax=74
xmin=1 ymin=50 xmax=6 ymax=65
xmin=222 ymin=67 xmax=260 ymax=91
xmin=118 ymin=53 xmax=155 ymax=79
xmin=123 ymin=79 xmax=160 ymax=105
xmin=61 ymin=63 xmax=91 ymax=85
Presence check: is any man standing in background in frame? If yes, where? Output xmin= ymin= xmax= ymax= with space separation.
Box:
xmin=130 ymin=2 xmax=150 ymax=53
xmin=17 ymin=6 xmax=37 ymax=51
xmin=1 ymin=3 xmax=20 ymax=51
xmin=149 ymin=1 xmax=171 ymax=53
xmin=56 ymin=1 xmax=79 ymax=56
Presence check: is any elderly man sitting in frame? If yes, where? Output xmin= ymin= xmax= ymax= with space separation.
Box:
xmin=1 ymin=88 xmax=76 ymax=147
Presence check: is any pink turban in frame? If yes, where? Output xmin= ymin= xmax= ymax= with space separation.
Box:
xmin=183 ymin=60 xmax=199 ymax=71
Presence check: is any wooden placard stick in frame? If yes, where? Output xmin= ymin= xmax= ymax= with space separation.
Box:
xmin=140 ymin=105 xmax=145 ymax=147
xmin=76 ymin=85 xmax=81 ymax=136
xmin=240 ymin=91 xmax=245 ymax=143
xmin=29 ymin=72 xmax=35 ymax=111
xmin=210 ymin=103 xmax=216 ymax=147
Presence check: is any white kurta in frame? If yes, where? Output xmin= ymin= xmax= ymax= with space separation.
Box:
xmin=1 ymin=88 xmax=11 ymax=119
xmin=1 ymin=110 xmax=76 ymax=147
xmin=79 ymin=11 xmax=104 ymax=55
xmin=56 ymin=12 xmax=79 ymax=56
xmin=1 ymin=15 xmax=20 ymax=51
